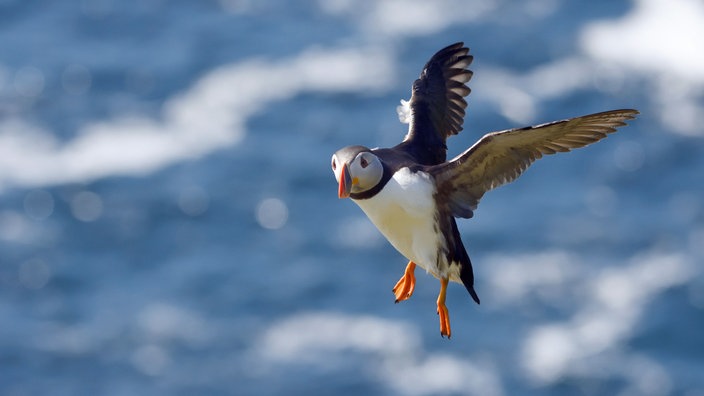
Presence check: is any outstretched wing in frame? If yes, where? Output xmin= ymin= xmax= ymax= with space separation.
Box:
xmin=395 ymin=42 xmax=474 ymax=165
xmin=430 ymin=109 xmax=639 ymax=218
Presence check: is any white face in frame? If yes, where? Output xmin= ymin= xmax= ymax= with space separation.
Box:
xmin=331 ymin=149 xmax=383 ymax=197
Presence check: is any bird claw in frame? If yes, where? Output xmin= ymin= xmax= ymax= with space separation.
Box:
xmin=437 ymin=277 xmax=451 ymax=338
xmin=437 ymin=302 xmax=451 ymax=338
xmin=392 ymin=261 xmax=416 ymax=303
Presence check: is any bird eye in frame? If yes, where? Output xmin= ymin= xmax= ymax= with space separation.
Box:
xmin=331 ymin=157 xmax=337 ymax=171
xmin=360 ymin=157 xmax=369 ymax=168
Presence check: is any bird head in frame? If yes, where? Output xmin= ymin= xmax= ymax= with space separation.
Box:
xmin=331 ymin=146 xmax=383 ymax=199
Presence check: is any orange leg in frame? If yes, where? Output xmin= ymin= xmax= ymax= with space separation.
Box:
xmin=392 ymin=261 xmax=416 ymax=303
xmin=437 ymin=277 xmax=451 ymax=338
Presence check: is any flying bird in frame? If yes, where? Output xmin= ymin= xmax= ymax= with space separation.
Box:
xmin=331 ymin=42 xmax=638 ymax=338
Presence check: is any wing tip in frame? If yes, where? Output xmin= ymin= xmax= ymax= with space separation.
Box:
xmin=603 ymin=108 xmax=640 ymax=120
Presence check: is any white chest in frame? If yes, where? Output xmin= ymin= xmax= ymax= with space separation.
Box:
xmin=353 ymin=168 xmax=446 ymax=276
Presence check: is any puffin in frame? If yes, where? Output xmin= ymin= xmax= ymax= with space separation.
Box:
xmin=331 ymin=42 xmax=638 ymax=338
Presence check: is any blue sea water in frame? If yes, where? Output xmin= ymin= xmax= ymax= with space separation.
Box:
xmin=1 ymin=1 xmax=703 ymax=395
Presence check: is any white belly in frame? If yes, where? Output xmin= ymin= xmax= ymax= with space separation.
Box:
xmin=353 ymin=168 xmax=447 ymax=278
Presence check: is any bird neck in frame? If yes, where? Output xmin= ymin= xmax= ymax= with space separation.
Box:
xmin=350 ymin=163 xmax=393 ymax=200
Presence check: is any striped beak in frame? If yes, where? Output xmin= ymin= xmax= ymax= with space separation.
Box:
xmin=338 ymin=163 xmax=353 ymax=199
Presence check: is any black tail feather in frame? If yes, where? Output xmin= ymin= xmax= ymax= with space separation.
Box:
xmin=449 ymin=218 xmax=481 ymax=305
xmin=460 ymin=258 xmax=481 ymax=305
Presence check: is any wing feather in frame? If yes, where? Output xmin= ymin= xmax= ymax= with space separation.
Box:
xmin=396 ymin=42 xmax=474 ymax=165
xmin=430 ymin=109 xmax=639 ymax=218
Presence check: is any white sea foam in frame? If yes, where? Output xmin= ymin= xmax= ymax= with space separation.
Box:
xmin=319 ymin=0 xmax=496 ymax=38
xmin=3 ymin=0 xmax=701 ymax=193
xmin=254 ymin=312 xmax=504 ymax=396
xmin=581 ymin=0 xmax=704 ymax=83
xmin=441 ymin=0 xmax=704 ymax=134
xmin=483 ymin=250 xmax=580 ymax=306
xmin=137 ymin=303 xmax=212 ymax=346
xmin=250 ymin=267 xmax=698 ymax=394
xmin=581 ymin=0 xmax=704 ymax=136
xmin=0 ymin=47 xmax=394 ymax=192
xmin=519 ymin=252 xmax=694 ymax=385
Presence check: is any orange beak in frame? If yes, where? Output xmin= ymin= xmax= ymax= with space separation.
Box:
xmin=338 ymin=163 xmax=353 ymax=199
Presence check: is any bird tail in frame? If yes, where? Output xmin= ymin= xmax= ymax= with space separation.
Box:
xmin=460 ymin=260 xmax=481 ymax=305
xmin=450 ymin=219 xmax=481 ymax=305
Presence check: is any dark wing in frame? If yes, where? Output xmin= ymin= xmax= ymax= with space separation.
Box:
xmin=430 ymin=109 xmax=639 ymax=218
xmin=395 ymin=42 xmax=474 ymax=165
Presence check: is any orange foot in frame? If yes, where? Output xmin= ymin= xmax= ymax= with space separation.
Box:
xmin=392 ymin=261 xmax=416 ymax=303
xmin=437 ymin=277 xmax=451 ymax=338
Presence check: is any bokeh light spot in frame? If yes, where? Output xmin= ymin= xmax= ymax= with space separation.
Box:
xmin=614 ymin=140 xmax=645 ymax=172
xmin=71 ymin=191 xmax=104 ymax=222
xmin=256 ymin=198 xmax=288 ymax=230
xmin=0 ymin=211 xmax=31 ymax=242
xmin=23 ymin=189 xmax=54 ymax=220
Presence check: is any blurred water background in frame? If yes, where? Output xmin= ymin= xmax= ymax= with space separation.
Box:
xmin=1 ymin=0 xmax=703 ymax=395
